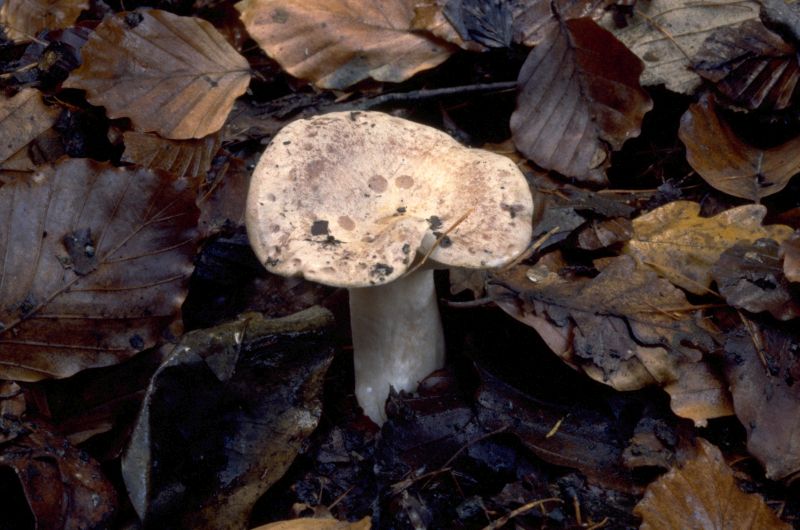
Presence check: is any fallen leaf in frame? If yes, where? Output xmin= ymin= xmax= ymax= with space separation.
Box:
xmin=510 ymin=0 xmax=612 ymax=46
xmin=235 ymin=0 xmax=455 ymax=89
xmin=489 ymin=255 xmax=722 ymax=416
xmin=0 ymin=381 xmax=26 ymax=444
xmin=783 ymin=231 xmax=800 ymax=282
xmin=411 ymin=0 xmax=485 ymax=51
xmin=623 ymin=201 xmax=793 ymax=294
xmin=476 ymin=366 xmax=638 ymax=491
xmin=122 ymin=307 xmax=335 ymax=530
xmin=511 ymin=18 xmax=651 ymax=183
xmin=724 ymin=317 xmax=800 ymax=480
xmin=0 ymin=0 xmax=88 ymax=41
xmin=600 ymin=0 xmax=760 ymax=94
xmin=712 ymin=238 xmax=800 ymax=320
xmin=122 ymin=131 xmax=222 ymax=182
xmin=64 ymin=9 xmax=250 ymax=139
xmin=679 ymin=94 xmax=800 ymax=200
xmin=635 ymin=439 xmax=791 ymax=529
xmin=0 ymin=159 xmax=199 ymax=381
xmin=663 ymin=361 xmax=733 ymax=427
xmin=0 ymin=88 xmax=61 ymax=167
xmin=575 ymin=217 xmax=632 ymax=251
xmin=443 ymin=0 xmax=513 ymax=48
xmin=693 ymin=19 xmax=799 ymax=111
xmin=250 ymin=518 xmax=371 ymax=530
xmin=0 ymin=416 xmax=118 ymax=529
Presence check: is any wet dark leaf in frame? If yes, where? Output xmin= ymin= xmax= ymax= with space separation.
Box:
xmin=712 ymin=238 xmax=800 ymax=320
xmin=511 ymin=18 xmax=651 ymax=183
xmin=724 ymin=318 xmax=800 ymax=480
xmin=0 ymin=159 xmax=199 ymax=381
xmin=0 ymin=415 xmax=118 ymax=530
xmin=443 ymin=0 xmax=513 ymax=48
xmin=694 ymin=20 xmax=799 ymax=111
xmin=122 ymin=307 xmax=335 ymax=530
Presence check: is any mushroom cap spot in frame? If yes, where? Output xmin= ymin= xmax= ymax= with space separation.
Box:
xmin=396 ymin=175 xmax=414 ymax=189
xmin=338 ymin=216 xmax=356 ymax=231
xmin=245 ymin=111 xmax=534 ymax=288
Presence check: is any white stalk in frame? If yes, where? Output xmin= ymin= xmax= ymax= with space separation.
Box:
xmin=348 ymin=269 xmax=445 ymax=424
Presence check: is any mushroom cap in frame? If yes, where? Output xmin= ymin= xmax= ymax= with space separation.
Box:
xmin=246 ymin=111 xmax=533 ymax=288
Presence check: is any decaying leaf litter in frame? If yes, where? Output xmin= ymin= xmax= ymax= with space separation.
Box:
xmin=0 ymin=0 xmax=800 ymax=528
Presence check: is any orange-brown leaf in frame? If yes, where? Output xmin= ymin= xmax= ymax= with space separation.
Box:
xmin=0 ymin=0 xmax=88 ymax=41
xmin=0 ymin=159 xmax=199 ymax=381
xmin=511 ymin=18 xmax=651 ymax=183
xmin=235 ymin=0 xmax=455 ymax=89
xmin=635 ymin=439 xmax=791 ymax=529
xmin=122 ymin=131 xmax=221 ymax=182
xmin=679 ymin=94 xmax=800 ymax=200
xmin=694 ymin=20 xmax=799 ymax=111
xmin=63 ymin=9 xmax=250 ymax=139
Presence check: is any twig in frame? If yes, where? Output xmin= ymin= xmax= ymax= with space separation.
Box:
xmin=353 ymin=81 xmax=518 ymax=109
xmin=480 ymin=497 xmax=563 ymax=530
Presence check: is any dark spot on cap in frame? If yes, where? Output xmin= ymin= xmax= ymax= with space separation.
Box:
xmin=396 ymin=175 xmax=414 ymax=189
xmin=266 ymin=257 xmax=280 ymax=267
xmin=396 ymin=207 xmax=407 ymax=214
xmin=368 ymin=175 xmax=388 ymax=192
xmin=440 ymin=236 xmax=452 ymax=248
xmin=371 ymin=263 xmax=394 ymax=281
xmin=402 ymin=243 xmax=411 ymax=254
xmin=501 ymin=203 xmax=525 ymax=219
xmin=283 ymin=140 xmax=291 ymax=145
xmin=311 ymin=220 xmax=329 ymax=236
xmin=427 ymin=216 xmax=443 ymax=230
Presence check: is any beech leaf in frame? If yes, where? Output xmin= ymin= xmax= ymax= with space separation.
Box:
xmin=121 ymin=131 xmax=222 ymax=182
xmin=0 ymin=88 xmax=61 ymax=167
xmin=63 ymin=9 xmax=250 ymax=140
xmin=600 ymin=0 xmax=760 ymax=94
xmin=0 ymin=0 xmax=88 ymax=41
xmin=693 ymin=20 xmax=799 ymax=111
xmin=635 ymin=439 xmax=791 ymax=529
xmin=623 ymin=201 xmax=793 ymax=294
xmin=679 ymin=94 xmax=800 ymax=200
xmin=0 ymin=159 xmax=199 ymax=381
xmin=511 ymin=18 xmax=651 ymax=184
xmin=235 ymin=0 xmax=455 ymax=89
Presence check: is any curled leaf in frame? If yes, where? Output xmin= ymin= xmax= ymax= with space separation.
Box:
xmin=64 ymin=9 xmax=250 ymax=139
xmin=679 ymin=94 xmax=800 ymax=200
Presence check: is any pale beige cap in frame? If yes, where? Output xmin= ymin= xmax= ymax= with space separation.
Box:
xmin=246 ymin=111 xmax=533 ymax=288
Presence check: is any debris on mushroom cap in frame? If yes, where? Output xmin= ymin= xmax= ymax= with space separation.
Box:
xmin=246 ymin=111 xmax=534 ymax=288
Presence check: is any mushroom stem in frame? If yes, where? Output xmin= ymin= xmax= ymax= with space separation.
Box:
xmin=349 ymin=269 xmax=445 ymax=424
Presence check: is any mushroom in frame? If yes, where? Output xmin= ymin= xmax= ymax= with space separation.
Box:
xmin=246 ymin=111 xmax=533 ymax=423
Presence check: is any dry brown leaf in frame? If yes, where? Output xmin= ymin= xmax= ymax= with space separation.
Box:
xmin=664 ymin=361 xmax=733 ymax=427
xmin=0 ymin=88 xmax=61 ymax=166
xmin=63 ymin=9 xmax=250 ymax=140
xmin=679 ymin=94 xmax=800 ymax=200
xmin=600 ymin=0 xmax=760 ymax=94
xmin=0 ymin=159 xmax=199 ymax=381
xmin=635 ymin=439 xmax=791 ymax=529
xmin=623 ymin=201 xmax=793 ymax=294
xmin=489 ymin=255 xmax=725 ymax=424
xmin=411 ymin=0 xmax=485 ymax=51
xmin=0 ymin=0 xmax=88 ymax=41
xmin=235 ymin=0 xmax=455 ymax=89
xmin=725 ymin=318 xmax=800 ymax=480
xmin=122 ymin=131 xmax=222 ymax=182
xmin=693 ymin=19 xmax=799 ymax=111
xmin=511 ymin=18 xmax=651 ymax=184
xmin=251 ymin=517 xmax=371 ymax=530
